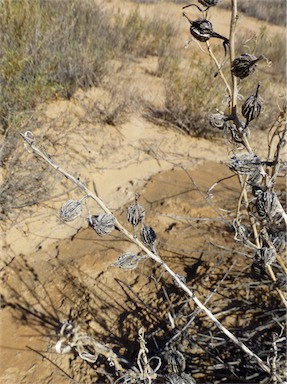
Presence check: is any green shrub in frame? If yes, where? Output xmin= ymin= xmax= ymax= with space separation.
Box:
xmin=0 ymin=1 xmax=176 ymax=132
xmin=152 ymin=56 xmax=225 ymax=136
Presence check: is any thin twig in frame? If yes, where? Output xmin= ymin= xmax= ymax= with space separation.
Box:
xmin=205 ymin=41 xmax=231 ymax=98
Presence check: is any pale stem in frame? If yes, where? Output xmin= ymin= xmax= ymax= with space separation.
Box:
xmin=229 ymin=0 xmax=238 ymax=110
xmin=205 ymin=41 xmax=231 ymax=98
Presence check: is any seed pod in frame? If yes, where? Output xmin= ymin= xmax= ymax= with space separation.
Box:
xmin=183 ymin=0 xmax=220 ymax=12
xmin=229 ymin=122 xmax=249 ymax=144
xmin=113 ymin=252 xmax=145 ymax=271
xmin=271 ymin=235 xmax=286 ymax=254
xmin=190 ymin=18 xmax=214 ymax=42
xmin=273 ymin=275 xmax=286 ymax=289
xmin=248 ymin=169 xmax=262 ymax=186
xmin=228 ymin=153 xmax=261 ymax=175
xmin=127 ymin=195 xmax=145 ymax=227
xmin=268 ymin=229 xmax=286 ymax=254
xmin=60 ymin=199 xmax=82 ymax=222
xmin=231 ymin=53 xmax=262 ymax=79
xmin=183 ymin=14 xmax=228 ymax=44
xmin=242 ymin=83 xmax=262 ymax=124
xmin=199 ymin=0 xmax=220 ymax=7
xmin=140 ymin=224 xmax=156 ymax=249
xmin=256 ymin=247 xmax=277 ymax=267
xmin=233 ymin=219 xmax=251 ymax=244
xmin=253 ymin=187 xmax=279 ymax=221
xmin=89 ymin=214 xmax=115 ymax=236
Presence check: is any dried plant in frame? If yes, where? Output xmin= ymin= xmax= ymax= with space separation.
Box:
xmin=4 ymin=0 xmax=286 ymax=383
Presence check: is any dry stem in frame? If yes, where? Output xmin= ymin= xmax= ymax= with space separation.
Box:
xmin=20 ymin=131 xmax=274 ymax=376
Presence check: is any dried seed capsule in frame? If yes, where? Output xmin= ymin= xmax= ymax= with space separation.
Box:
xmin=140 ymin=224 xmax=156 ymax=249
xmin=233 ymin=219 xmax=251 ymax=244
xmin=273 ymin=274 xmax=286 ymax=289
xmin=60 ymin=199 xmax=82 ymax=222
xmin=190 ymin=18 xmax=214 ymax=42
xmin=113 ymin=252 xmax=145 ymax=271
xmin=127 ymin=196 xmax=145 ymax=227
xmin=183 ymin=0 xmax=220 ymax=12
xmin=247 ymin=168 xmax=262 ymax=186
xmin=231 ymin=53 xmax=262 ymax=79
xmin=242 ymin=84 xmax=262 ymax=124
xmin=256 ymin=247 xmax=277 ymax=267
xmin=229 ymin=122 xmax=249 ymax=144
xmin=268 ymin=229 xmax=286 ymax=254
xmin=271 ymin=235 xmax=286 ymax=254
xmin=89 ymin=214 xmax=115 ymax=236
xmin=183 ymin=15 xmax=229 ymax=44
xmin=253 ymin=187 xmax=280 ymax=221
xmin=198 ymin=0 xmax=220 ymax=7
xmin=228 ymin=153 xmax=261 ymax=175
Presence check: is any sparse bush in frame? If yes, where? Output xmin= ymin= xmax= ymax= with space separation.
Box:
xmin=150 ymin=56 xmax=225 ymax=136
xmin=0 ymin=0 xmax=176 ymax=132
xmin=228 ymin=0 xmax=286 ymax=26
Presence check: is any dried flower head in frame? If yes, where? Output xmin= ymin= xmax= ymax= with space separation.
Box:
xmin=242 ymin=83 xmax=262 ymax=124
xmin=60 ymin=199 xmax=82 ymax=222
xmin=231 ymin=54 xmax=262 ymax=79
xmin=89 ymin=214 xmax=115 ymax=236
xmin=140 ymin=224 xmax=157 ymax=250
xmin=113 ymin=252 xmax=146 ymax=271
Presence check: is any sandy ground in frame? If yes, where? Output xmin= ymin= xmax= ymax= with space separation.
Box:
xmin=0 ymin=1 xmax=285 ymax=383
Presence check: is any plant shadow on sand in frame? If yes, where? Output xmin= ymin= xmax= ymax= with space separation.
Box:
xmin=1 ymin=164 xmax=285 ymax=383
